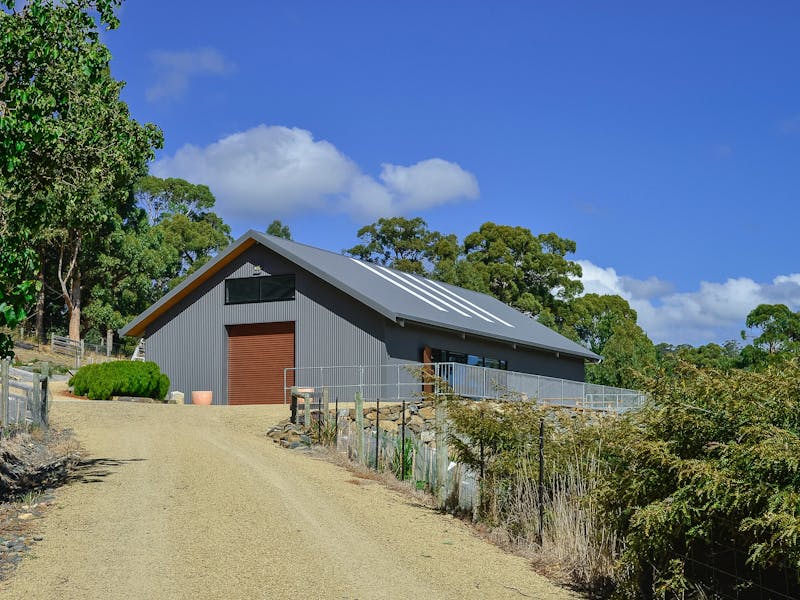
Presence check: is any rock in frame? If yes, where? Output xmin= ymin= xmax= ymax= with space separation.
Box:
xmin=408 ymin=415 xmax=424 ymax=427
xmin=419 ymin=406 xmax=436 ymax=420
xmin=169 ymin=391 xmax=185 ymax=405
xmin=420 ymin=430 xmax=435 ymax=444
xmin=33 ymin=536 xmax=43 ymax=541
xmin=17 ymin=513 xmax=34 ymax=521
xmin=379 ymin=420 xmax=399 ymax=434
xmin=289 ymin=441 xmax=301 ymax=449
xmin=299 ymin=435 xmax=311 ymax=444
xmin=365 ymin=411 xmax=378 ymax=421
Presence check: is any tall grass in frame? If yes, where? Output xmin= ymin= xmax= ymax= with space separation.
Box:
xmin=491 ymin=446 xmax=619 ymax=595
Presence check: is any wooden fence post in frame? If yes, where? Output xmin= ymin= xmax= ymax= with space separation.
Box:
xmin=31 ymin=366 xmax=41 ymax=427
xmin=435 ymin=399 xmax=449 ymax=507
xmin=1 ymin=359 xmax=8 ymax=428
xmin=355 ymin=392 xmax=365 ymax=464
xmin=322 ymin=386 xmax=329 ymax=427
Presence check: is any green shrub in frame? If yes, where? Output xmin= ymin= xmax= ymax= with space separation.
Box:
xmin=598 ymin=361 xmax=800 ymax=598
xmin=69 ymin=361 xmax=170 ymax=401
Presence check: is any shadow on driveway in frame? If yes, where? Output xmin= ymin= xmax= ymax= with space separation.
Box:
xmin=69 ymin=458 xmax=146 ymax=484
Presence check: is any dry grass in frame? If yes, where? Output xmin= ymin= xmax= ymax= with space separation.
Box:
xmin=313 ymin=446 xmax=435 ymax=508
xmin=488 ymin=450 xmax=618 ymax=595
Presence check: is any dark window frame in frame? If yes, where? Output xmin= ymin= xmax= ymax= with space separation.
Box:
xmin=224 ymin=274 xmax=296 ymax=305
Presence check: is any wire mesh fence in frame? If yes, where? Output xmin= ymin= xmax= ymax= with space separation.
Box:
xmin=285 ymin=362 xmax=646 ymax=412
xmin=303 ymin=391 xmax=800 ymax=600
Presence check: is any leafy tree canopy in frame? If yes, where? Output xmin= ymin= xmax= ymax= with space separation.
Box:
xmin=462 ymin=222 xmax=583 ymax=318
xmin=744 ymin=303 xmax=800 ymax=355
xmin=266 ymin=219 xmax=291 ymax=239
xmin=344 ymin=216 xmax=458 ymax=276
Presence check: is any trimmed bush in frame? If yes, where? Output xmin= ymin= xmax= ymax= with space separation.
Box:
xmin=69 ymin=361 xmax=170 ymax=401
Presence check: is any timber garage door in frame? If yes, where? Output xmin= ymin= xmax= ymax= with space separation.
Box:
xmin=227 ymin=322 xmax=295 ymax=405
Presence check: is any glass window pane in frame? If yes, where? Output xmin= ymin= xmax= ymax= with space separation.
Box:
xmin=260 ymin=274 xmax=295 ymax=302
xmin=225 ymin=278 xmax=260 ymax=304
xmin=467 ymin=355 xmax=483 ymax=367
xmin=484 ymin=357 xmax=500 ymax=369
xmin=447 ymin=352 xmax=467 ymax=364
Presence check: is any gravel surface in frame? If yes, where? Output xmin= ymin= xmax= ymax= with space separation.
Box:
xmin=0 ymin=401 xmax=580 ymax=600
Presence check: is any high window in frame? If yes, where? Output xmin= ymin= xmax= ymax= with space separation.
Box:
xmin=224 ymin=275 xmax=295 ymax=305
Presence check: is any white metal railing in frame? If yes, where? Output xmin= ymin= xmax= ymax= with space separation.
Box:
xmin=131 ymin=339 xmax=145 ymax=362
xmin=284 ymin=362 xmax=646 ymax=413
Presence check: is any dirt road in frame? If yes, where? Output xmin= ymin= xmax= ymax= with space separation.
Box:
xmin=1 ymin=401 xmax=579 ymax=600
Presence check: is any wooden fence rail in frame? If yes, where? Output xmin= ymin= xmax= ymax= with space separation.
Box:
xmin=50 ymin=334 xmax=83 ymax=369
xmin=0 ymin=359 xmax=49 ymax=429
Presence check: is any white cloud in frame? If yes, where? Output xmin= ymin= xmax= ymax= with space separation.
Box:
xmin=152 ymin=124 xmax=479 ymax=219
xmin=578 ymin=260 xmax=800 ymax=345
xmin=146 ymin=48 xmax=235 ymax=102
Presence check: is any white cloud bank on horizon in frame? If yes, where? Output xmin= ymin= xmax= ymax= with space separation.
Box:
xmin=578 ymin=260 xmax=800 ymax=345
xmin=146 ymin=48 xmax=235 ymax=102
xmin=152 ymin=125 xmax=479 ymax=219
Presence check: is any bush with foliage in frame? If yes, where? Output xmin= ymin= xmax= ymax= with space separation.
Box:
xmin=598 ymin=361 xmax=800 ymax=598
xmin=69 ymin=360 xmax=169 ymax=401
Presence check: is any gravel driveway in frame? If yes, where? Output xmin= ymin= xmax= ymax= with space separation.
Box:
xmin=0 ymin=401 xmax=579 ymax=600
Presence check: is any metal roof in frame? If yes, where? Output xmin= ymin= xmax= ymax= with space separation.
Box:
xmin=121 ymin=230 xmax=600 ymax=362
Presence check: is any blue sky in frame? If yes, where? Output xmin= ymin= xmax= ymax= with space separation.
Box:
xmin=104 ymin=1 xmax=800 ymax=345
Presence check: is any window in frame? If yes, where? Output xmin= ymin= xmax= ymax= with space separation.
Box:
xmin=225 ymin=275 xmax=295 ymax=305
xmin=428 ymin=347 xmax=508 ymax=371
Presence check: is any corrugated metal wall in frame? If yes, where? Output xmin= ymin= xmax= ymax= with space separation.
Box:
xmin=384 ymin=322 xmax=586 ymax=382
xmin=145 ymin=245 xmax=388 ymax=405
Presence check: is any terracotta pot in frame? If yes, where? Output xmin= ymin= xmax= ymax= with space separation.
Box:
xmin=191 ymin=390 xmax=213 ymax=405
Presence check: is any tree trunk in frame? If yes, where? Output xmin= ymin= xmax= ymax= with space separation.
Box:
xmin=35 ymin=254 xmax=46 ymax=343
xmin=68 ymin=268 xmax=81 ymax=341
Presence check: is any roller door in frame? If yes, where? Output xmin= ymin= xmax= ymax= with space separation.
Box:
xmin=228 ymin=322 xmax=295 ymax=405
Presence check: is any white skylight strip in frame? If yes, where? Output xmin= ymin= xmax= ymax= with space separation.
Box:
xmin=352 ymin=260 xmax=447 ymax=312
xmin=405 ymin=274 xmax=495 ymax=323
xmin=380 ymin=268 xmax=472 ymax=318
xmin=422 ymin=278 xmax=516 ymax=328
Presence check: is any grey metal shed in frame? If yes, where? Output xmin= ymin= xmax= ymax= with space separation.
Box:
xmin=121 ymin=231 xmax=599 ymax=405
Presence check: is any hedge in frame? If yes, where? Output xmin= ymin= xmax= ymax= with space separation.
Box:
xmin=69 ymin=361 xmax=170 ymax=401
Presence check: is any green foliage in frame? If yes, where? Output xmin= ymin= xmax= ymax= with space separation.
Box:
xmin=0 ymin=227 xmax=39 ymax=358
xmin=134 ymin=175 xmax=216 ymax=225
xmin=586 ymin=320 xmax=657 ymax=389
xmin=266 ymin=219 xmax=291 ymax=239
xmin=745 ymin=303 xmax=800 ymax=357
xmin=69 ymin=360 xmax=170 ymax=400
xmin=599 ymin=362 xmax=800 ymax=597
xmin=462 ymin=223 xmax=583 ymax=318
xmin=344 ymin=216 xmax=458 ymax=276
xmin=390 ymin=438 xmax=414 ymax=480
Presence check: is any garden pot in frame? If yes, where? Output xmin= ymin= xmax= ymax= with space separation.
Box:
xmin=191 ymin=390 xmax=213 ymax=405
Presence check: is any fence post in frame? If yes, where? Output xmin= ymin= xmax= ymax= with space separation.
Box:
xmin=435 ymin=399 xmax=448 ymax=507
xmin=40 ymin=362 xmax=49 ymax=426
xmin=31 ymin=367 xmax=41 ymax=426
xmin=538 ymin=418 xmax=545 ymax=545
xmin=334 ymin=396 xmax=339 ymax=448
xmin=375 ymin=397 xmax=380 ymax=470
xmin=355 ymin=392 xmax=365 ymax=465
xmin=400 ymin=399 xmax=407 ymax=481
xmin=0 ymin=359 xmax=8 ymax=427
xmin=106 ymin=329 xmax=112 ymax=357
xmin=322 ymin=386 xmax=329 ymax=429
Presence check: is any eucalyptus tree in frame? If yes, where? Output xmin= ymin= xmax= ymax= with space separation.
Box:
xmin=1 ymin=0 xmax=162 ymax=340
